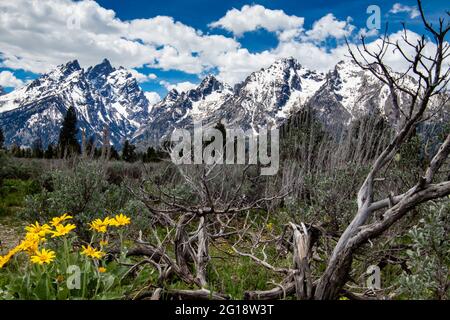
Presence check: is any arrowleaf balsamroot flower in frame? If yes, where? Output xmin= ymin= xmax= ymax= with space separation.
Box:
xmin=81 ymin=245 xmax=105 ymax=259
xmin=18 ymin=232 xmax=43 ymax=255
xmin=0 ymin=244 xmax=24 ymax=268
xmin=25 ymin=222 xmax=51 ymax=238
xmin=110 ymin=214 xmax=131 ymax=227
xmin=51 ymin=223 xmax=76 ymax=238
xmin=98 ymin=267 xmax=107 ymax=273
xmin=0 ymin=254 xmax=12 ymax=269
xmin=89 ymin=218 xmax=112 ymax=233
xmin=30 ymin=248 xmax=56 ymax=265
xmin=50 ymin=213 xmax=73 ymax=227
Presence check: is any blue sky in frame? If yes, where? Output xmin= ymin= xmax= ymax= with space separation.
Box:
xmin=0 ymin=0 xmax=448 ymax=99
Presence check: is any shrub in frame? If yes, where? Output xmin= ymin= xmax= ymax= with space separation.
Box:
xmin=397 ymin=202 xmax=449 ymax=299
xmin=22 ymin=161 xmax=133 ymax=237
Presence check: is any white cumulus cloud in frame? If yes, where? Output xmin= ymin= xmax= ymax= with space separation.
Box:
xmin=0 ymin=0 xmax=239 ymax=75
xmin=0 ymin=0 xmax=443 ymax=91
xmin=144 ymin=91 xmax=161 ymax=105
xmin=304 ymin=14 xmax=355 ymax=42
xmin=209 ymin=5 xmax=304 ymax=38
xmin=390 ymin=3 xmax=420 ymax=19
xmin=129 ymin=69 xmax=157 ymax=83
xmin=160 ymin=80 xmax=198 ymax=93
xmin=0 ymin=71 xmax=24 ymax=88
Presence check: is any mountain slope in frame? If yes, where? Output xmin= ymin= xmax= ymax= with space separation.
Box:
xmin=215 ymin=57 xmax=325 ymax=131
xmin=133 ymin=75 xmax=233 ymax=145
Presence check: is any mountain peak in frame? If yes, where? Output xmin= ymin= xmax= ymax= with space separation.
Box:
xmin=98 ymin=58 xmax=114 ymax=70
xmin=40 ymin=60 xmax=81 ymax=82
xmin=87 ymin=58 xmax=115 ymax=82
xmin=0 ymin=58 xmax=150 ymax=149
xmin=62 ymin=60 xmax=81 ymax=72
xmin=272 ymin=57 xmax=301 ymax=69
xmin=166 ymin=89 xmax=180 ymax=100
xmin=334 ymin=59 xmax=360 ymax=71
xmin=101 ymin=58 xmax=111 ymax=65
xmin=51 ymin=59 xmax=81 ymax=78
xmin=197 ymin=75 xmax=223 ymax=96
xmin=201 ymin=74 xmax=218 ymax=83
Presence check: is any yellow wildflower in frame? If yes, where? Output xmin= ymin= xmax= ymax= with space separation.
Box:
xmin=51 ymin=223 xmax=76 ymax=238
xmin=98 ymin=267 xmax=107 ymax=273
xmin=0 ymin=255 xmax=11 ymax=269
xmin=99 ymin=240 xmax=108 ymax=247
xmin=30 ymin=248 xmax=56 ymax=265
xmin=81 ymin=245 xmax=105 ymax=259
xmin=18 ymin=232 xmax=42 ymax=255
xmin=110 ymin=214 xmax=131 ymax=227
xmin=7 ymin=245 xmax=22 ymax=257
xmin=50 ymin=213 xmax=73 ymax=227
xmin=89 ymin=218 xmax=111 ymax=233
xmin=266 ymin=222 xmax=274 ymax=231
xmin=25 ymin=222 xmax=51 ymax=238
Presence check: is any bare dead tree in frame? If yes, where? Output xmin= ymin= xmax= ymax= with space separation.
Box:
xmin=101 ymin=126 xmax=111 ymax=161
xmin=122 ymin=161 xmax=289 ymax=299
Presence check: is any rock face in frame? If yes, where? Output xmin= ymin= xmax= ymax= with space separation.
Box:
xmin=0 ymin=59 xmax=150 ymax=148
xmin=308 ymin=60 xmax=395 ymax=129
xmin=132 ymin=75 xmax=234 ymax=145
xmin=216 ymin=57 xmax=326 ymax=129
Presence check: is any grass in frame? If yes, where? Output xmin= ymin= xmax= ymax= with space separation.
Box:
xmin=0 ymin=179 xmax=39 ymax=220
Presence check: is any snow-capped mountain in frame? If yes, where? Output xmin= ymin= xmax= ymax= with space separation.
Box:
xmin=306 ymin=60 xmax=412 ymax=130
xmin=0 ymin=59 xmax=150 ymax=148
xmin=133 ymin=57 xmax=327 ymax=146
xmin=1 ymin=56 xmax=443 ymax=150
xmin=135 ymin=57 xmax=434 ymax=147
xmin=133 ymin=75 xmax=233 ymax=145
xmin=216 ymin=57 xmax=325 ymax=130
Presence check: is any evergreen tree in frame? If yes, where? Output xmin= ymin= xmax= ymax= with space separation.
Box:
xmin=44 ymin=144 xmax=55 ymax=159
xmin=24 ymin=148 xmax=32 ymax=158
xmin=10 ymin=144 xmax=21 ymax=157
xmin=0 ymin=127 xmax=4 ymax=150
xmin=58 ymin=106 xmax=80 ymax=157
xmin=32 ymin=138 xmax=44 ymax=158
xmin=145 ymin=146 xmax=158 ymax=162
xmin=110 ymin=146 xmax=120 ymax=161
xmin=121 ymin=140 xmax=137 ymax=162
